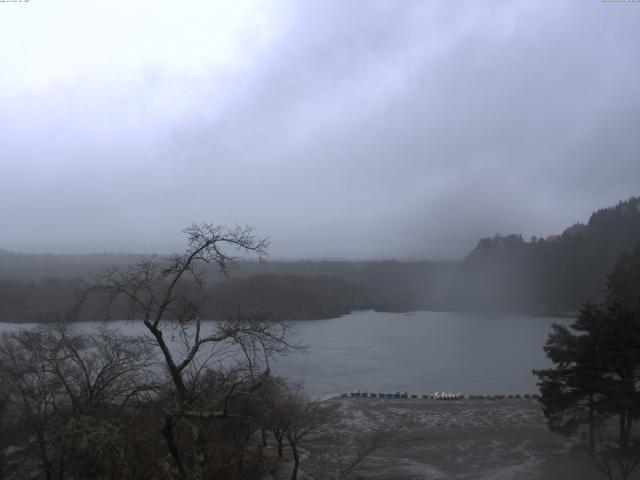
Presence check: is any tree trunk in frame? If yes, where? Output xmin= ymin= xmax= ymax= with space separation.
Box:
xmin=589 ymin=394 xmax=595 ymax=452
xmin=162 ymin=415 xmax=186 ymax=477
xmin=146 ymin=324 xmax=188 ymax=400
xmin=277 ymin=436 xmax=284 ymax=458
xmin=290 ymin=443 xmax=299 ymax=480
xmin=620 ymin=411 xmax=631 ymax=449
xmin=36 ymin=431 xmax=52 ymax=480
xmin=192 ymin=421 xmax=206 ymax=480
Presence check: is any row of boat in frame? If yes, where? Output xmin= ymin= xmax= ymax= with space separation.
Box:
xmin=342 ymin=390 xmax=539 ymax=400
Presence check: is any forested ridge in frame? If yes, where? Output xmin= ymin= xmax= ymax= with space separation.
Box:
xmin=1 ymin=196 xmax=639 ymax=321
xmin=449 ymin=196 xmax=640 ymax=314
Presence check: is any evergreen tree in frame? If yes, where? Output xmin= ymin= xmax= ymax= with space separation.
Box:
xmin=534 ymin=246 xmax=640 ymax=448
xmin=534 ymin=303 xmax=606 ymax=449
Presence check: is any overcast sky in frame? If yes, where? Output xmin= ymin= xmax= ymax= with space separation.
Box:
xmin=0 ymin=0 xmax=638 ymax=259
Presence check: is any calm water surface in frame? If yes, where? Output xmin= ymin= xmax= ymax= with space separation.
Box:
xmin=0 ymin=310 xmax=569 ymax=397
xmin=273 ymin=310 xmax=568 ymax=397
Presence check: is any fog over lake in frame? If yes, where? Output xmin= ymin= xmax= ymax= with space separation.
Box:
xmin=0 ymin=310 xmax=567 ymax=398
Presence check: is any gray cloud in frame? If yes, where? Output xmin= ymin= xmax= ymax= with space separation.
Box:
xmin=1 ymin=0 xmax=638 ymax=259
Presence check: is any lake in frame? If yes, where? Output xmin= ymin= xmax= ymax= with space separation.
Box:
xmin=0 ymin=310 xmax=568 ymax=397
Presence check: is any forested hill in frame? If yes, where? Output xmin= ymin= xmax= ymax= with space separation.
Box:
xmin=229 ymin=196 xmax=640 ymax=315
xmin=1 ymin=196 xmax=639 ymax=321
xmin=449 ymin=196 xmax=640 ymax=314
xmin=204 ymin=274 xmax=369 ymax=320
xmin=0 ymin=251 xmax=142 ymax=280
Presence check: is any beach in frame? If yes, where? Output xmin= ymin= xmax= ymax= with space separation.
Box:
xmin=297 ymin=397 xmax=606 ymax=480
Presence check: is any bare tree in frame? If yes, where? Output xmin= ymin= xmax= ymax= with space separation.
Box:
xmin=324 ymin=428 xmax=396 ymax=480
xmin=286 ymin=402 xmax=335 ymax=480
xmin=584 ymin=424 xmax=640 ymax=480
xmin=81 ymin=223 xmax=299 ymax=479
xmin=265 ymin=381 xmax=335 ymax=480
xmin=43 ymin=323 xmax=157 ymax=414
xmin=0 ymin=329 xmax=60 ymax=480
xmin=305 ymin=420 xmax=402 ymax=480
xmin=0 ymin=379 xmax=8 ymax=480
xmin=0 ymin=322 xmax=166 ymax=480
xmin=254 ymin=375 xmax=290 ymax=458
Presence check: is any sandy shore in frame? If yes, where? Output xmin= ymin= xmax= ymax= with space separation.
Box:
xmin=297 ymin=397 xmax=609 ymax=480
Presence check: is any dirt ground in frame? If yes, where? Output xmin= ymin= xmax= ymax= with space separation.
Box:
xmin=295 ymin=397 xmax=623 ymax=480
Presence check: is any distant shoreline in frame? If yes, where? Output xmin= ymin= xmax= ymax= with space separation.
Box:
xmin=0 ymin=308 xmax=574 ymax=324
